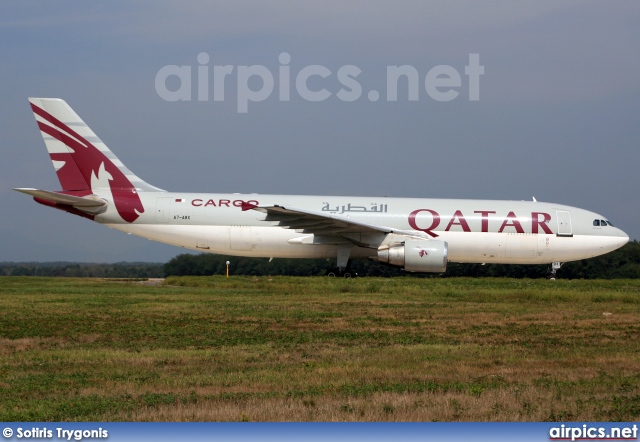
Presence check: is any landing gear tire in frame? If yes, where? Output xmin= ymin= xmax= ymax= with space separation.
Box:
xmin=326 ymin=268 xmax=355 ymax=278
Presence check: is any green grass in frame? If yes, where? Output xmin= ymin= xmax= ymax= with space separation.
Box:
xmin=0 ymin=276 xmax=638 ymax=421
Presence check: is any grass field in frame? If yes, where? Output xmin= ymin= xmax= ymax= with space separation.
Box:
xmin=0 ymin=276 xmax=638 ymax=421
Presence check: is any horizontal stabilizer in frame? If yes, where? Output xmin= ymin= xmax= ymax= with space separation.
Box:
xmin=13 ymin=188 xmax=107 ymax=208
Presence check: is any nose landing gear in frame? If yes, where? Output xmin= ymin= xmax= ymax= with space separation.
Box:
xmin=548 ymin=261 xmax=563 ymax=280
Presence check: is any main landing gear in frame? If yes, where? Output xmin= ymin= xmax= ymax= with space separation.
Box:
xmin=326 ymin=244 xmax=354 ymax=278
xmin=547 ymin=261 xmax=563 ymax=280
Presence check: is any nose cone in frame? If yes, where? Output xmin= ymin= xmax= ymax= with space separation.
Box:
xmin=614 ymin=228 xmax=630 ymax=248
xmin=603 ymin=227 xmax=629 ymax=255
xmin=590 ymin=226 xmax=629 ymax=258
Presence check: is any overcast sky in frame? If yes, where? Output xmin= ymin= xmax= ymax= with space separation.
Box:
xmin=1 ymin=1 xmax=638 ymax=262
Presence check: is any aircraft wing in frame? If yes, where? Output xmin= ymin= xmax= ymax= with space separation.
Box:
xmin=249 ymin=204 xmax=430 ymax=240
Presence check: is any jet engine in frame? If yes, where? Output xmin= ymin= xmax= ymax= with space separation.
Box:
xmin=376 ymin=239 xmax=448 ymax=273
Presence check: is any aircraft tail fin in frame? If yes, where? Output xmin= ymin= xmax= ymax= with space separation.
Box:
xmin=26 ymin=98 xmax=163 ymax=223
xmin=28 ymin=98 xmax=164 ymax=194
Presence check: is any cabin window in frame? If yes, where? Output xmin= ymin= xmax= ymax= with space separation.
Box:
xmin=593 ymin=220 xmax=600 ymax=226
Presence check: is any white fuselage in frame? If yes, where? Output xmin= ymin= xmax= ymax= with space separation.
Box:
xmin=100 ymin=192 xmax=629 ymax=265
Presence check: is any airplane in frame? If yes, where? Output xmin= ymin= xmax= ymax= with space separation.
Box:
xmin=14 ymin=98 xmax=629 ymax=278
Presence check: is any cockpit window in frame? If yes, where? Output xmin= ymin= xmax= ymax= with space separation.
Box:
xmin=594 ymin=219 xmax=615 ymax=227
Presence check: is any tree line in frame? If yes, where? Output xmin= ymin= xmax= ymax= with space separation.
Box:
xmin=2 ymin=240 xmax=638 ymax=279
xmin=164 ymin=240 xmax=640 ymax=279
xmin=0 ymin=262 xmax=164 ymax=278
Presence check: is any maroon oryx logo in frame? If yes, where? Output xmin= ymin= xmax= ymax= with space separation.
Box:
xmin=418 ymin=249 xmax=429 ymax=258
xmin=31 ymin=103 xmax=144 ymax=223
